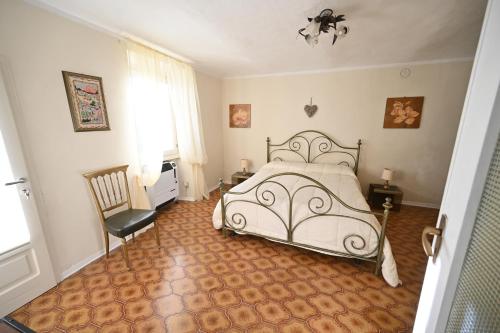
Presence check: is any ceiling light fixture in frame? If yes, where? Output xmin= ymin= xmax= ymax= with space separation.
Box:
xmin=298 ymin=9 xmax=349 ymax=47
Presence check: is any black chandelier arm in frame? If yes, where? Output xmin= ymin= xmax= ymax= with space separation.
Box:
xmin=332 ymin=34 xmax=338 ymax=45
xmin=319 ymin=9 xmax=333 ymax=17
xmin=298 ymin=8 xmax=347 ymax=46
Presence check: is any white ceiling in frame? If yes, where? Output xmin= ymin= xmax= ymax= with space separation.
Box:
xmin=33 ymin=0 xmax=487 ymax=77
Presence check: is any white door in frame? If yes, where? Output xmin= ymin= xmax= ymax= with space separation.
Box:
xmin=0 ymin=57 xmax=56 ymax=317
xmin=414 ymin=0 xmax=500 ymax=332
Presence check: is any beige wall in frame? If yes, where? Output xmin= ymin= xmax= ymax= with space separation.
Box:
xmin=197 ymin=72 xmax=224 ymax=191
xmin=0 ymin=0 xmax=223 ymax=278
xmin=222 ymin=62 xmax=472 ymax=206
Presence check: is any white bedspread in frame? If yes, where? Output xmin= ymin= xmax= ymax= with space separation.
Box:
xmin=212 ymin=161 xmax=400 ymax=287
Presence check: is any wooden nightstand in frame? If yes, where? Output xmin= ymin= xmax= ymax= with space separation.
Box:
xmin=368 ymin=184 xmax=403 ymax=212
xmin=231 ymin=171 xmax=254 ymax=185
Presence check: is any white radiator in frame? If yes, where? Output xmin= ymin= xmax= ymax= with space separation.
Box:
xmin=148 ymin=161 xmax=179 ymax=208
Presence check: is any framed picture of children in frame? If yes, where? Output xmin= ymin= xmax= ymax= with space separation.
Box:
xmin=62 ymin=71 xmax=110 ymax=132
xmin=383 ymin=96 xmax=424 ymax=128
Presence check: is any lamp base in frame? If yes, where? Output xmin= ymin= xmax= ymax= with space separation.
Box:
xmin=383 ymin=180 xmax=390 ymax=189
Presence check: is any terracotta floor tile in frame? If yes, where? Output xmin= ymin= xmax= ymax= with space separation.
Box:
xmin=309 ymin=293 xmax=345 ymax=316
xmin=153 ymin=294 xmax=183 ymax=317
xmin=88 ymin=287 xmax=116 ymax=306
xmin=59 ymin=306 xmax=91 ymax=330
xmin=124 ymin=298 xmax=154 ymax=321
xmin=308 ymin=315 xmax=348 ymax=333
xmin=281 ymin=319 xmax=311 ymax=333
xmin=227 ymin=304 xmax=260 ymax=329
xmin=239 ymin=286 xmax=267 ymax=304
xmin=256 ymin=301 xmax=290 ymax=324
xmin=26 ymin=293 xmax=59 ymax=313
xmin=198 ymin=309 xmax=231 ymax=332
xmin=27 ymin=309 xmax=62 ymax=332
xmin=212 ymin=288 xmax=240 ymax=307
xmin=9 ymin=194 xmax=436 ymax=333
xmin=183 ymin=292 xmax=213 ymax=312
xmin=100 ymin=321 xmax=131 ymax=333
xmin=133 ymin=316 xmax=166 ymax=333
xmin=335 ymin=290 xmax=371 ymax=312
xmin=59 ymin=290 xmax=88 ymax=310
xmin=337 ymin=311 xmax=379 ymax=333
xmin=367 ymin=308 xmax=407 ymax=332
xmin=144 ymin=280 xmax=172 ymax=299
xmin=284 ymin=298 xmax=317 ymax=319
xmin=91 ymin=301 xmax=123 ymax=326
xmin=166 ymin=312 xmax=198 ymax=333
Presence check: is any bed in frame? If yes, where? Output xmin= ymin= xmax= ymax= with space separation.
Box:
xmin=212 ymin=130 xmax=400 ymax=287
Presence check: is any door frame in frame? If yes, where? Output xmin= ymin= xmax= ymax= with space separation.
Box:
xmin=414 ymin=0 xmax=500 ymax=331
xmin=0 ymin=55 xmax=57 ymax=316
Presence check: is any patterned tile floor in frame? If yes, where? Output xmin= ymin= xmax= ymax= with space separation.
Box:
xmin=10 ymin=191 xmax=437 ymax=332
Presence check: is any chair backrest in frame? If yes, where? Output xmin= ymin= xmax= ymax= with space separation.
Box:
xmin=83 ymin=165 xmax=132 ymax=223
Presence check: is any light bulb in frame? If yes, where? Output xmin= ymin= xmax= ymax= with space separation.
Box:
xmin=335 ymin=25 xmax=349 ymax=38
xmin=306 ymin=35 xmax=319 ymax=46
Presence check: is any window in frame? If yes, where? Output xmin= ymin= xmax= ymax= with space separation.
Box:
xmin=158 ymin=83 xmax=178 ymax=158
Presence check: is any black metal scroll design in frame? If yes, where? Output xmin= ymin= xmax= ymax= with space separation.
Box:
xmin=267 ymin=130 xmax=361 ymax=173
xmin=221 ymin=172 xmax=386 ymax=259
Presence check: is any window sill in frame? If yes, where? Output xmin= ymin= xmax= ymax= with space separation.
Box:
xmin=163 ymin=153 xmax=180 ymax=161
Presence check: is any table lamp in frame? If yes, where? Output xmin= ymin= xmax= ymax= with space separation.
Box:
xmin=381 ymin=168 xmax=393 ymax=189
xmin=241 ymin=159 xmax=249 ymax=175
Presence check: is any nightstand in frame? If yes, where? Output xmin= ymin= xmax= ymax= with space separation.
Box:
xmin=231 ymin=171 xmax=254 ymax=185
xmin=368 ymin=184 xmax=403 ymax=212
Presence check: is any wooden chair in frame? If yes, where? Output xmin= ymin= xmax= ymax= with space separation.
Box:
xmin=83 ymin=165 xmax=160 ymax=269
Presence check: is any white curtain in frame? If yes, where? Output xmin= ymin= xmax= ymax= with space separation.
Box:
xmin=165 ymin=58 xmax=209 ymax=200
xmin=126 ymin=41 xmax=209 ymax=205
xmin=126 ymin=41 xmax=167 ymax=187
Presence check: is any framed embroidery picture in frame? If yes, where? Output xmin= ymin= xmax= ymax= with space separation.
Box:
xmin=229 ymin=104 xmax=251 ymax=128
xmin=62 ymin=71 xmax=110 ymax=132
xmin=383 ymin=96 xmax=424 ymax=129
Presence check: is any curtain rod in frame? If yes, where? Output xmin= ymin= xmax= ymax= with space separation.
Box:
xmin=121 ymin=33 xmax=193 ymax=64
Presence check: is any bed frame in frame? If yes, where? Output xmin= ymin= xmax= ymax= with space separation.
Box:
xmin=218 ymin=130 xmax=392 ymax=276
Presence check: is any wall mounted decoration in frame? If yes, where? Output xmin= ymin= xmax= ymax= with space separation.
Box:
xmin=400 ymin=68 xmax=411 ymax=79
xmin=298 ymin=9 xmax=349 ymax=47
xmin=383 ymin=96 xmax=424 ymax=128
xmin=304 ymin=98 xmax=318 ymax=117
xmin=229 ymin=104 xmax=251 ymax=128
xmin=62 ymin=71 xmax=110 ymax=132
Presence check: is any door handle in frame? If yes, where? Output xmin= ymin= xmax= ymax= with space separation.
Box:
xmin=422 ymin=214 xmax=447 ymax=263
xmin=4 ymin=177 xmax=27 ymax=186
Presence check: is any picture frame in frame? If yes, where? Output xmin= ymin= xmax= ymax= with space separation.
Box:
xmin=229 ymin=104 xmax=251 ymax=128
xmin=62 ymin=71 xmax=110 ymax=132
xmin=383 ymin=96 xmax=424 ymax=129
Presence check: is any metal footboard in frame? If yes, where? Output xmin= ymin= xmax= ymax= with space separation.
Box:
xmin=219 ymin=172 xmax=392 ymax=276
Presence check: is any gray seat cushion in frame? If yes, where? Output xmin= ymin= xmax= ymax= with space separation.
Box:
xmin=105 ymin=209 xmax=156 ymax=238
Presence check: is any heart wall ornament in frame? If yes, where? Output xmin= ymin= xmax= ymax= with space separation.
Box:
xmin=304 ymin=98 xmax=318 ymax=118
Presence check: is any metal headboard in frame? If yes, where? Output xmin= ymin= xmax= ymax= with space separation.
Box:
xmin=266 ymin=130 xmax=362 ymax=174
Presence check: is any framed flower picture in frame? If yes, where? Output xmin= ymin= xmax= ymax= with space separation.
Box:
xmin=229 ymin=104 xmax=251 ymax=128
xmin=383 ymin=96 xmax=424 ymax=128
xmin=62 ymin=71 xmax=110 ymax=132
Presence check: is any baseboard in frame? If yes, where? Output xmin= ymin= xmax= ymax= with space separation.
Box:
xmin=58 ymin=224 xmax=153 ymax=281
xmin=178 ymin=184 xmax=223 ymax=201
xmin=177 ymin=196 xmax=195 ymax=202
xmin=208 ymin=184 xmax=220 ymax=193
xmin=59 ymin=241 xmax=119 ymax=281
xmin=402 ymin=200 xmax=440 ymax=209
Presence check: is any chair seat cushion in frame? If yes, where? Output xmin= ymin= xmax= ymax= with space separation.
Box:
xmin=105 ymin=209 xmax=156 ymax=238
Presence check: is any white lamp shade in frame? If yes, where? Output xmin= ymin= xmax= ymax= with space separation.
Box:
xmin=240 ymin=159 xmax=249 ymax=171
xmin=381 ymin=168 xmax=393 ymax=181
